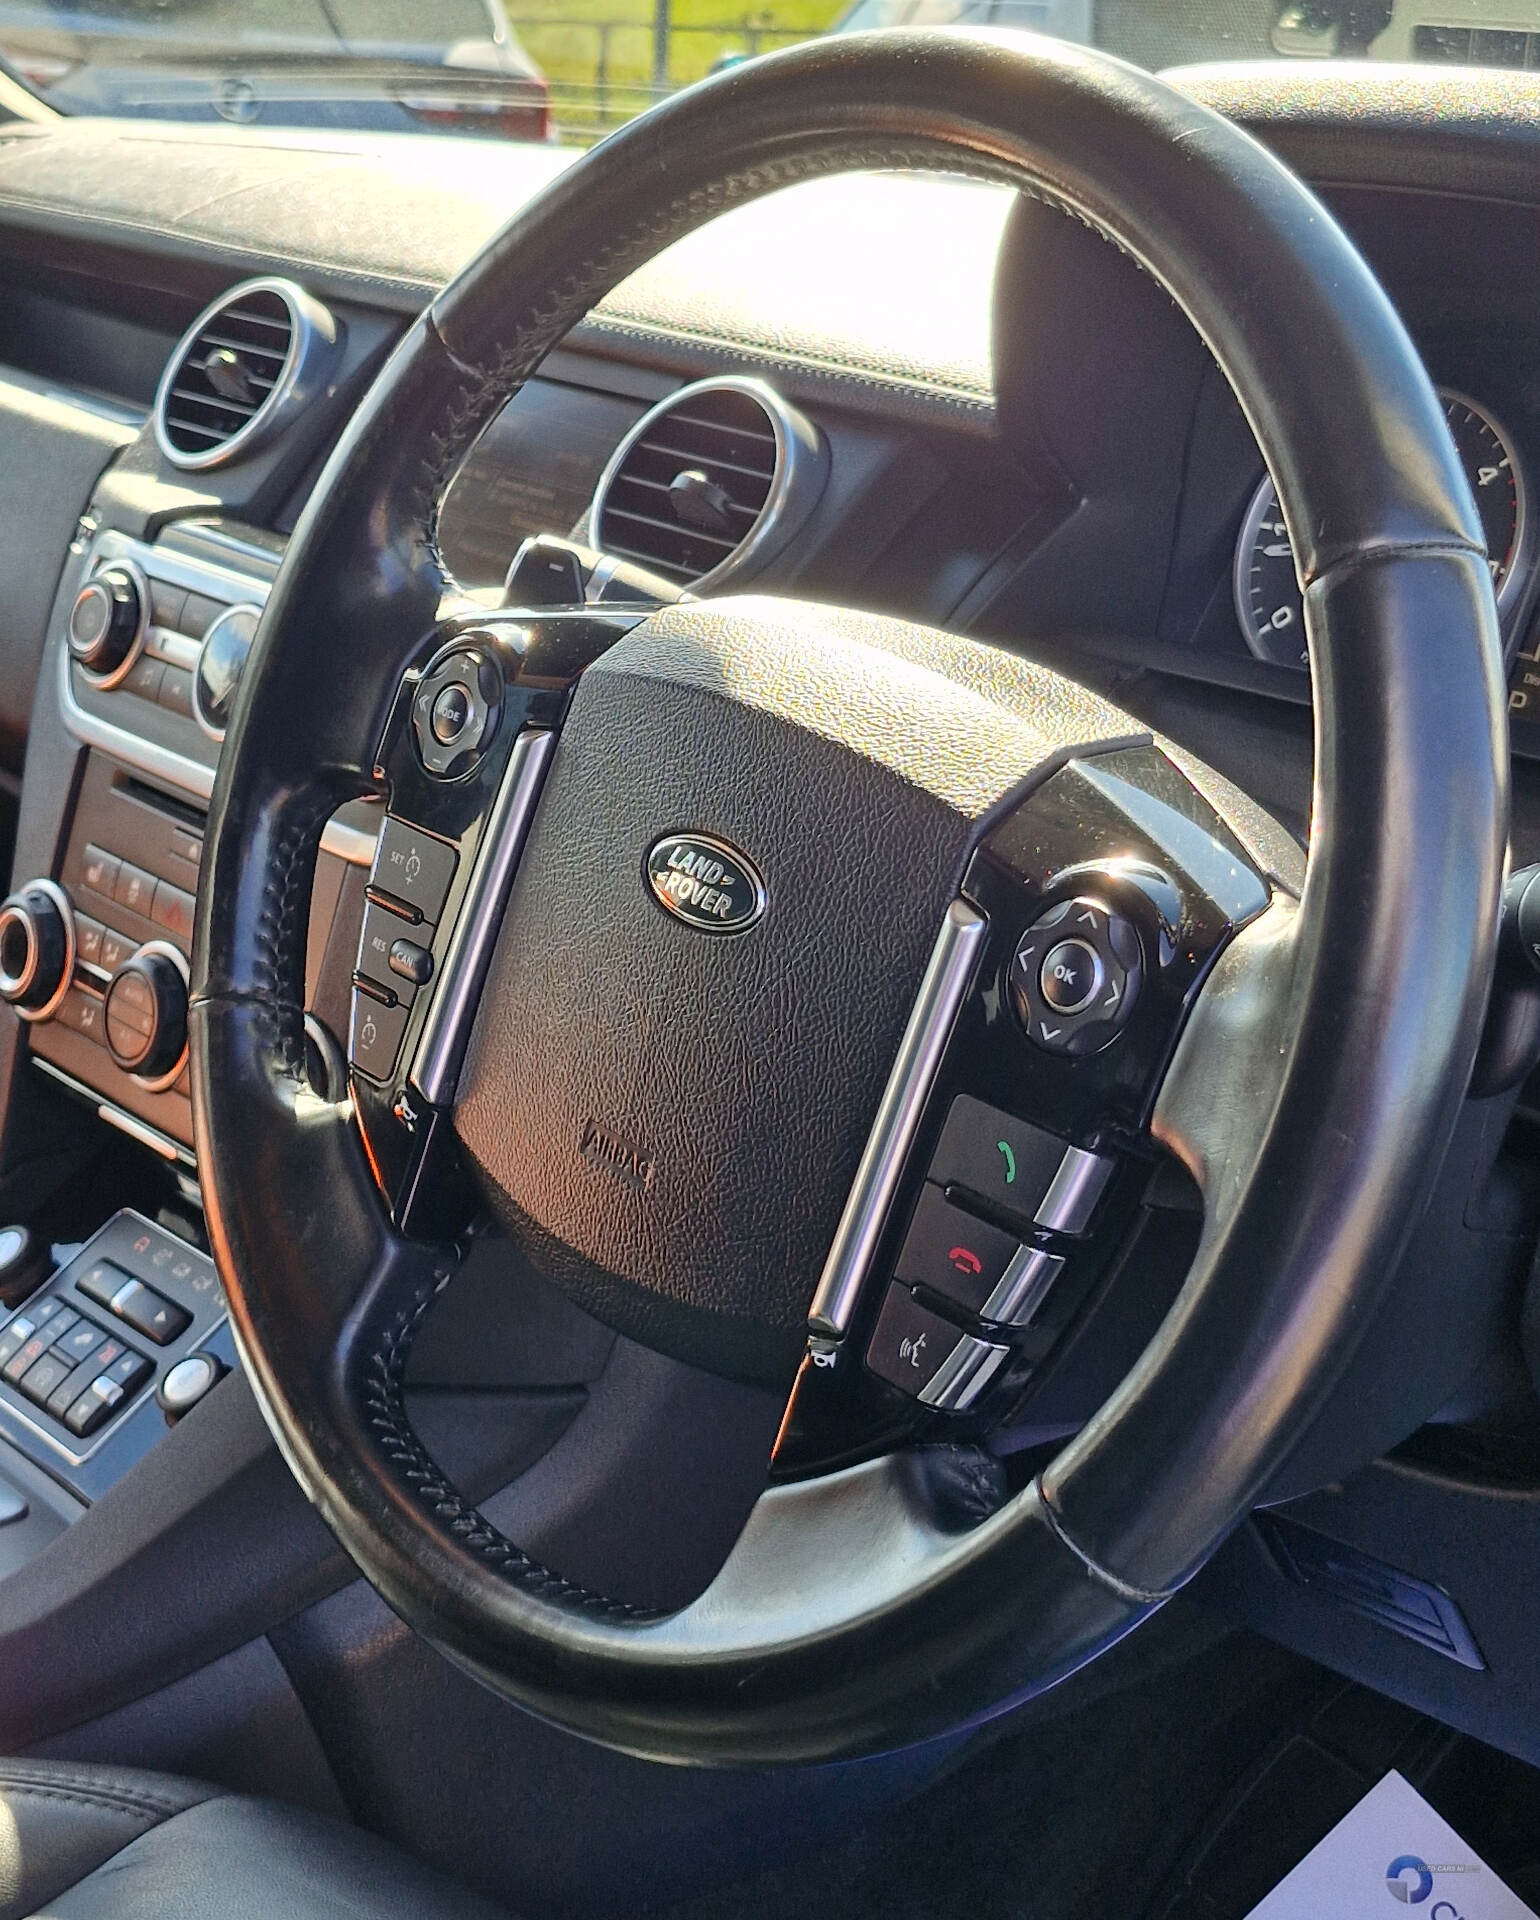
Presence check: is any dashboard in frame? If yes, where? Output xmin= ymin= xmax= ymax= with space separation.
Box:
xmin=2 ymin=68 xmax=1540 ymax=1775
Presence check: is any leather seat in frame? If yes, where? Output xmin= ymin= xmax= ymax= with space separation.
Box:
xmin=0 ymin=1760 xmax=508 ymax=1918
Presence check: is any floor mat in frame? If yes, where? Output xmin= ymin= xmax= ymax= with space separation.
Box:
xmin=647 ymin=1622 xmax=1325 ymax=1920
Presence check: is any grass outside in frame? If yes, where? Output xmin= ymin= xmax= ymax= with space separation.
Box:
xmin=506 ymin=0 xmax=845 ymax=139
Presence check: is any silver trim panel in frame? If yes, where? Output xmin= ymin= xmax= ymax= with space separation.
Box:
xmin=33 ymin=1058 xmax=196 ymax=1169
xmin=807 ymin=899 xmax=988 ymax=1341
xmin=981 ymin=1245 xmax=1065 ymax=1327
xmin=409 ymin=728 xmax=556 ymax=1107
xmin=1034 ymin=1146 xmax=1113 ymax=1236
xmin=918 ymin=1333 xmax=1008 ymax=1411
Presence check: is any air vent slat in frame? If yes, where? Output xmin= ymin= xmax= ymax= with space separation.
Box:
xmin=665 ymin=411 xmax=776 ymax=443
xmin=198 ymin=333 xmax=289 ymax=362
xmin=170 ymin=387 xmax=259 ymax=416
xmin=593 ymin=380 xmax=797 ymax=589
xmin=602 ymin=505 xmax=739 ymax=552
xmin=612 ymin=473 xmax=760 ymax=520
xmin=155 ymin=278 xmax=333 ymax=469
xmin=164 ymin=418 xmax=229 ymax=445
xmin=630 ymin=443 xmax=776 ymax=487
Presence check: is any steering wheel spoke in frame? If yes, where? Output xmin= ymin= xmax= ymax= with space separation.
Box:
xmin=775 ymin=741 xmax=1280 ymax=1478
xmin=345 ymin=607 xmax=644 ymax=1233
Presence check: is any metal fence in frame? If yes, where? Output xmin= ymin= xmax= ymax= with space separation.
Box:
xmin=513 ymin=17 xmax=820 ymax=142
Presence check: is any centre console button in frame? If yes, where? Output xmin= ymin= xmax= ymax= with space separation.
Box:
xmin=77 ymin=1259 xmax=131 ymax=1309
xmin=927 ymin=1094 xmax=1068 ymax=1226
xmin=19 ymin=1352 xmax=74 ymax=1407
xmin=372 ymin=819 xmax=457 ymax=924
xmin=895 ymin=1184 xmax=1018 ymax=1314
xmin=106 ymin=1277 xmax=190 ymax=1346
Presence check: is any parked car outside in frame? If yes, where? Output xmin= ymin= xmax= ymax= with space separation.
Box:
xmin=0 ymin=0 xmax=553 ymax=141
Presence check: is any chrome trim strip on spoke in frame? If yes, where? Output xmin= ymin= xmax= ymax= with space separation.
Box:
xmin=981 ymin=1246 xmax=1065 ymax=1327
xmin=1034 ymin=1146 xmax=1113 ymax=1235
xmin=918 ymin=1334 xmax=1008 ymax=1410
xmin=807 ymin=897 xmax=988 ymax=1342
xmin=410 ymin=727 xmax=557 ymax=1108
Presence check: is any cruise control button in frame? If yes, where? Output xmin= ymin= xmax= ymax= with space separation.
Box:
xmin=388 ymin=937 xmax=433 ymax=986
xmin=357 ymin=901 xmax=417 ymax=996
xmin=895 ymin=1184 xmax=1018 ymax=1314
xmin=372 ymin=819 xmax=457 ymax=924
xmin=106 ymin=1277 xmax=190 ymax=1346
xmin=865 ymin=1286 xmax=966 ymax=1399
xmin=349 ymin=989 xmax=411 ymax=1083
xmin=927 ymin=1094 xmax=1067 ymax=1227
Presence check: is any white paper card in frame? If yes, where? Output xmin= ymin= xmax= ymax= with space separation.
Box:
xmin=1245 ymin=1769 xmax=1538 ymax=1918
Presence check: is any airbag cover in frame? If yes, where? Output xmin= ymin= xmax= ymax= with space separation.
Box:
xmin=452 ymin=598 xmax=1137 ymax=1385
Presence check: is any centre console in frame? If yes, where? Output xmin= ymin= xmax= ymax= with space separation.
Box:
xmin=3 ymin=519 xmax=375 ymax=1163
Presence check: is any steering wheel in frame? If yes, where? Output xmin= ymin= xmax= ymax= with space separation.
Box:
xmin=191 ymin=30 xmax=1508 ymax=1765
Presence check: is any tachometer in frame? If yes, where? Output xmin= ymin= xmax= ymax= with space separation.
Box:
xmin=1233 ymin=390 xmax=1527 ymax=667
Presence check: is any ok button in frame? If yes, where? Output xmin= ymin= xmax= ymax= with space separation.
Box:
xmin=1039 ymin=938 xmax=1103 ymax=1015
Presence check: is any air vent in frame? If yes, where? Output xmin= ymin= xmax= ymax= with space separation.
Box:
xmin=591 ymin=377 xmax=827 ymax=591
xmin=154 ymin=278 xmax=340 ymax=472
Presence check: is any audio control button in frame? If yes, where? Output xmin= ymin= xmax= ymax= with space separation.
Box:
xmin=68 ymin=565 xmax=144 ymax=680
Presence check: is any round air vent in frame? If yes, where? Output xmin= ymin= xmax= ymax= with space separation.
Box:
xmin=590 ymin=376 xmax=827 ymax=592
xmin=154 ymin=277 xmax=340 ymax=471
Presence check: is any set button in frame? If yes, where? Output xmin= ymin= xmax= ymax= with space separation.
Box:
xmin=1010 ymin=897 xmax=1142 ymax=1056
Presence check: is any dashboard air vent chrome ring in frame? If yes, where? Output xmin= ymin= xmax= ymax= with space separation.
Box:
xmin=589 ymin=376 xmax=827 ymax=592
xmin=154 ymin=277 xmax=340 ymax=471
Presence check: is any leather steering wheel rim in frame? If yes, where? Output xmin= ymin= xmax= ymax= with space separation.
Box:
xmin=191 ymin=30 xmax=1508 ymax=1764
